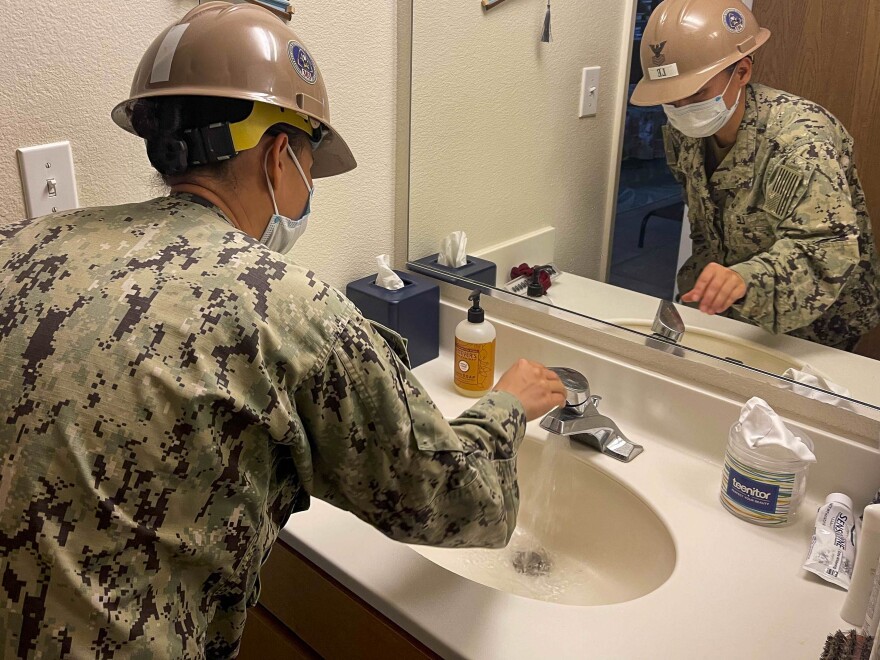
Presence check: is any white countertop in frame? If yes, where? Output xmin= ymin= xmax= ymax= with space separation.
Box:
xmin=279 ymin=352 xmax=858 ymax=659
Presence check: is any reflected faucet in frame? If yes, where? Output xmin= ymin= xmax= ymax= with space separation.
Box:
xmin=653 ymin=300 xmax=685 ymax=343
xmin=539 ymin=367 xmax=643 ymax=462
xmin=645 ymin=300 xmax=686 ymax=356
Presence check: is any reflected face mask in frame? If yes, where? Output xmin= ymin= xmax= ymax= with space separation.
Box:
xmin=662 ymin=71 xmax=741 ymax=139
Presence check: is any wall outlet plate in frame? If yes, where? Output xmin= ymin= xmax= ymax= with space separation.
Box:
xmin=16 ymin=141 xmax=79 ymax=219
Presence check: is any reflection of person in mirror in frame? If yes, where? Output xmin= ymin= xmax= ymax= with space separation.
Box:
xmin=630 ymin=0 xmax=880 ymax=355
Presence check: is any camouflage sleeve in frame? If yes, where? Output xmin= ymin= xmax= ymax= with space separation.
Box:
xmin=728 ymin=142 xmax=862 ymax=334
xmin=676 ymin=211 xmax=712 ymax=297
xmin=662 ymin=125 xmax=686 ymax=186
xmin=292 ymin=314 xmax=527 ymax=549
xmin=663 ymin=125 xmax=710 ymax=298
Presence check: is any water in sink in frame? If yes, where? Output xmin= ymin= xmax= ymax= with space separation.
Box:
xmin=411 ymin=436 xmax=676 ymax=606
xmin=449 ymin=437 xmax=590 ymax=603
xmin=453 ymin=531 xmax=601 ymax=603
xmin=511 ymin=433 xmax=565 ymax=578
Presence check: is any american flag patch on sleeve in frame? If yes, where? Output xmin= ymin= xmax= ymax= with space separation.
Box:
xmin=764 ymin=163 xmax=807 ymax=219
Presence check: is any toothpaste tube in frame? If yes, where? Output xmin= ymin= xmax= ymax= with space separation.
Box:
xmin=803 ymin=493 xmax=858 ymax=589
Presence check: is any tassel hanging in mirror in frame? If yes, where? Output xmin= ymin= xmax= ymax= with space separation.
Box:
xmin=540 ymin=1 xmax=552 ymax=43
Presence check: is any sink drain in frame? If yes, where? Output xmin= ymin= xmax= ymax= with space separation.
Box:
xmin=512 ymin=549 xmax=552 ymax=576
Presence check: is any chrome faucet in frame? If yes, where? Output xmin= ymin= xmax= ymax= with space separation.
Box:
xmin=653 ymin=299 xmax=685 ymax=343
xmin=644 ymin=300 xmax=686 ymax=356
xmin=539 ymin=367 xmax=643 ymax=462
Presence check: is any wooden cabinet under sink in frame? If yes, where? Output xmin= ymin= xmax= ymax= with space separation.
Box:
xmin=238 ymin=541 xmax=440 ymax=660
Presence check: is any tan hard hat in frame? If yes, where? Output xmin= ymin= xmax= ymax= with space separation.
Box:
xmin=112 ymin=1 xmax=356 ymax=178
xmin=630 ymin=0 xmax=770 ymax=107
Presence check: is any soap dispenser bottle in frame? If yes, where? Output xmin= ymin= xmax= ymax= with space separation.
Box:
xmin=454 ymin=290 xmax=496 ymax=397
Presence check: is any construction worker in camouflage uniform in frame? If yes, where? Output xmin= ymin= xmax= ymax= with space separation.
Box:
xmin=0 ymin=3 xmax=566 ymax=657
xmin=631 ymin=0 xmax=880 ymax=351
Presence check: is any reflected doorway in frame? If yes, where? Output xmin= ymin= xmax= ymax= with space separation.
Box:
xmin=608 ymin=0 xmax=683 ymax=301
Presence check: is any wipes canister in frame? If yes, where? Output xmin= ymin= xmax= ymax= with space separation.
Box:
xmin=719 ymin=398 xmax=816 ymax=527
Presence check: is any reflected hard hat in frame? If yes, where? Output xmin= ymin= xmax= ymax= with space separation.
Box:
xmin=112 ymin=1 xmax=356 ymax=178
xmin=630 ymin=0 xmax=770 ymax=107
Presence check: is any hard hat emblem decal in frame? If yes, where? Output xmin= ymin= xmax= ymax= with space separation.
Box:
xmin=722 ymin=8 xmax=745 ymax=33
xmin=289 ymin=42 xmax=317 ymax=84
xmin=649 ymin=41 xmax=667 ymax=66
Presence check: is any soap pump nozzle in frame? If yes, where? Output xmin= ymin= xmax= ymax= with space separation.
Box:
xmin=527 ymin=265 xmax=552 ymax=298
xmin=467 ymin=290 xmax=485 ymax=323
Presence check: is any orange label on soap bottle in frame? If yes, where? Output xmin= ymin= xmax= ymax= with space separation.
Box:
xmin=454 ymin=338 xmax=496 ymax=392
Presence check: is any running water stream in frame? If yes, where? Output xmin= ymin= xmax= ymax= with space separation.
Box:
xmin=449 ymin=436 xmax=597 ymax=603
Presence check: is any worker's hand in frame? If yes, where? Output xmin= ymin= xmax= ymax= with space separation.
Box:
xmin=494 ymin=359 xmax=567 ymax=422
xmin=681 ymin=262 xmax=747 ymax=315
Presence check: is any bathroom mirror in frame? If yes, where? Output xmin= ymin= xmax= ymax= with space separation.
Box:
xmin=405 ymin=0 xmax=880 ymax=413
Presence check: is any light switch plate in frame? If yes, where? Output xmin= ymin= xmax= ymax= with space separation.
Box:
xmin=579 ymin=66 xmax=601 ymax=118
xmin=16 ymin=141 xmax=79 ymax=219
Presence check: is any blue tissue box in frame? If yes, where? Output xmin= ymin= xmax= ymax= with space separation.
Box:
xmin=409 ymin=253 xmax=497 ymax=287
xmin=345 ymin=270 xmax=440 ymax=368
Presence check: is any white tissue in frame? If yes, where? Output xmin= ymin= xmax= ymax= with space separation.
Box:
xmin=374 ymin=254 xmax=404 ymax=290
xmin=733 ymin=397 xmax=817 ymax=462
xmin=438 ymin=231 xmax=467 ymax=268
xmin=780 ymin=365 xmax=858 ymax=412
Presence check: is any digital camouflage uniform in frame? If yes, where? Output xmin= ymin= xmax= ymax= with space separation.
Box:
xmin=0 ymin=194 xmax=527 ymax=658
xmin=667 ymin=83 xmax=880 ymax=349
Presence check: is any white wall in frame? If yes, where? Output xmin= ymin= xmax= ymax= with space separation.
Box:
xmin=0 ymin=1 xmax=398 ymax=290
xmin=407 ymin=0 xmax=633 ymax=281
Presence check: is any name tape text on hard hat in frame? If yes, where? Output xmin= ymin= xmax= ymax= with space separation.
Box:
xmin=648 ymin=63 xmax=679 ymax=81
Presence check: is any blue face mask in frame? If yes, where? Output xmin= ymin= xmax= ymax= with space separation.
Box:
xmin=259 ymin=145 xmax=314 ymax=255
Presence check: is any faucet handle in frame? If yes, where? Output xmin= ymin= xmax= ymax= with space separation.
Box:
xmin=548 ymin=367 xmax=590 ymax=409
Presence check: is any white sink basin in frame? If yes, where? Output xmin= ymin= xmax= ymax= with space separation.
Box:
xmin=613 ymin=319 xmax=808 ymax=375
xmin=409 ymin=436 xmax=675 ymax=606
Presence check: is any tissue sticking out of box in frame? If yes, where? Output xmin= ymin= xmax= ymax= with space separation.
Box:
xmin=375 ymin=254 xmax=404 ymax=290
xmin=438 ymin=231 xmax=467 ymax=268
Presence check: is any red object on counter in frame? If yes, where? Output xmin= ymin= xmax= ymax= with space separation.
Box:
xmin=509 ymin=263 xmax=552 ymax=293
